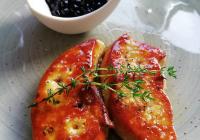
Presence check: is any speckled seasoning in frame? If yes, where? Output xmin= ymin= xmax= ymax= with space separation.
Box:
xmin=100 ymin=34 xmax=177 ymax=140
xmin=31 ymin=39 xmax=113 ymax=139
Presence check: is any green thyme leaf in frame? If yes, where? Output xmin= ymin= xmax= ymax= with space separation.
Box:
xmin=134 ymin=65 xmax=148 ymax=73
xmin=134 ymin=79 xmax=144 ymax=85
xmin=108 ymin=65 xmax=115 ymax=70
xmin=132 ymin=93 xmax=143 ymax=97
xmin=57 ymin=82 xmax=65 ymax=88
xmin=80 ymin=66 xmax=86 ymax=73
xmin=28 ymin=102 xmax=38 ymax=108
xmin=123 ymin=74 xmax=129 ymax=83
xmin=117 ymin=91 xmax=126 ymax=97
xmin=93 ymin=72 xmax=98 ymax=77
xmin=71 ymin=78 xmax=76 ymax=88
xmin=167 ymin=66 xmax=177 ymax=78
xmin=65 ymin=87 xmax=70 ymax=95
xmin=47 ymin=89 xmax=60 ymax=105
xmin=100 ymin=83 xmax=109 ymax=90
xmin=47 ymin=89 xmax=53 ymax=96
xmin=141 ymin=91 xmax=153 ymax=102
xmin=149 ymin=70 xmax=157 ymax=75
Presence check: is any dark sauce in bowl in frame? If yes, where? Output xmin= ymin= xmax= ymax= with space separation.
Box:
xmin=46 ymin=0 xmax=108 ymax=17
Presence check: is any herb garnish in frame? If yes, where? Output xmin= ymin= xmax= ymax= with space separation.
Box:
xmin=167 ymin=66 xmax=177 ymax=78
xmin=28 ymin=64 xmax=176 ymax=108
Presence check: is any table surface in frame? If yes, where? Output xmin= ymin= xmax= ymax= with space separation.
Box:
xmin=0 ymin=0 xmax=200 ymax=139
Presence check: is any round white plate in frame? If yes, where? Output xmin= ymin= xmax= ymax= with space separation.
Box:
xmin=0 ymin=0 xmax=200 ymax=139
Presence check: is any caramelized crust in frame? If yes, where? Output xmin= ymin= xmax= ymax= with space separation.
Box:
xmin=31 ymin=39 xmax=111 ymax=140
xmin=101 ymin=34 xmax=177 ymax=140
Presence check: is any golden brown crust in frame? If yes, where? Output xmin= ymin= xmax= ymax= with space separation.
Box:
xmin=31 ymin=39 xmax=111 ymax=140
xmin=101 ymin=34 xmax=176 ymax=140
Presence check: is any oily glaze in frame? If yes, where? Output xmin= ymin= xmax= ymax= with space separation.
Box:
xmin=101 ymin=34 xmax=176 ymax=140
xmin=31 ymin=39 xmax=112 ymax=140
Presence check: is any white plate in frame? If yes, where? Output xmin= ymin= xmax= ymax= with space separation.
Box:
xmin=0 ymin=0 xmax=200 ymax=139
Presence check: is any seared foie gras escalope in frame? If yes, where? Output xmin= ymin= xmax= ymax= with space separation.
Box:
xmin=31 ymin=39 xmax=112 ymax=140
xmin=101 ymin=34 xmax=176 ymax=140
xmin=30 ymin=34 xmax=176 ymax=140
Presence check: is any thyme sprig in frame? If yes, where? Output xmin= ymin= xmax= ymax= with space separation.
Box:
xmin=28 ymin=64 xmax=176 ymax=108
xmin=161 ymin=66 xmax=177 ymax=79
xmin=167 ymin=66 xmax=177 ymax=78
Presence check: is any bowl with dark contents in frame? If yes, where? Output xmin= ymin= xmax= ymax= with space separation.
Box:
xmin=27 ymin=0 xmax=120 ymax=34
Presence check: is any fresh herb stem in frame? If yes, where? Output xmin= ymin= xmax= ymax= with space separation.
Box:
xmin=28 ymin=64 xmax=176 ymax=108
